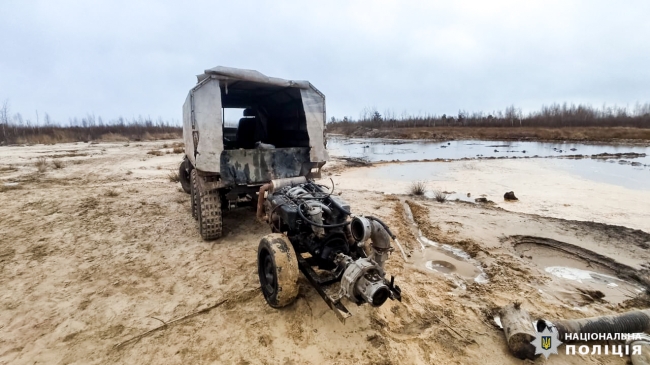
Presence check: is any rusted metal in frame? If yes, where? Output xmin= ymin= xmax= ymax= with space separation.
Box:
xmin=256 ymin=183 xmax=272 ymax=221
xmin=195 ymin=172 xmax=223 ymax=192
xmin=297 ymin=256 xmax=352 ymax=323
xmin=257 ymin=176 xmax=307 ymax=221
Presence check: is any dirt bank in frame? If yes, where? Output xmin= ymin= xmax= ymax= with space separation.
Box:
xmin=1 ymin=141 xmax=648 ymax=364
xmin=326 ymin=126 xmax=650 ymax=144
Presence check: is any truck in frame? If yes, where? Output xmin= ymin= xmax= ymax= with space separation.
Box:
xmin=179 ymin=66 xmax=401 ymax=320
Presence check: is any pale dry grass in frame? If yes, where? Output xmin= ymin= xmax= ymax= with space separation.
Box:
xmin=35 ymin=157 xmax=48 ymax=173
xmin=409 ymin=181 xmax=426 ymax=196
xmin=0 ymin=165 xmax=18 ymax=173
xmin=0 ymin=184 xmax=23 ymax=193
xmin=167 ymin=170 xmax=180 ymax=183
xmin=98 ymin=133 xmax=130 ymax=142
xmin=105 ymin=189 xmax=120 ymax=197
xmin=433 ymin=190 xmax=448 ymax=203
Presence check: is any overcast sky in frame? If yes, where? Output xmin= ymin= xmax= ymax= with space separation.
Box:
xmin=1 ymin=0 xmax=649 ymax=124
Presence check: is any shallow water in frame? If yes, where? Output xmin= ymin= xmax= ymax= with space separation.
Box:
xmin=352 ymin=158 xmax=650 ymax=191
xmin=328 ymin=136 xmax=650 ymax=164
xmin=329 ymin=136 xmax=650 ymax=233
xmin=515 ymin=243 xmax=643 ymax=304
xmin=331 ymin=157 xmax=650 ymax=233
xmin=550 ymin=158 xmax=650 ymax=191
xmin=329 ymin=136 xmax=650 ymax=191
xmin=401 ymin=202 xmax=486 ymax=287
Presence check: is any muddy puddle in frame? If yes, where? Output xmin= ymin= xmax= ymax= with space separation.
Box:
xmin=514 ymin=241 xmax=644 ymax=305
xmin=328 ymin=136 xmax=650 ymax=164
xmin=401 ymin=201 xmax=487 ymax=288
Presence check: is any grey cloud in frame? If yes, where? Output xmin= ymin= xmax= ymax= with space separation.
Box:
xmin=1 ymin=0 xmax=649 ymax=124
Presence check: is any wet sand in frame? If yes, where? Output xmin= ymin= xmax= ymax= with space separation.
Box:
xmin=331 ymin=158 xmax=650 ymax=233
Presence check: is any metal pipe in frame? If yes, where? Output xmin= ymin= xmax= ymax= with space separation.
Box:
xmin=549 ymin=309 xmax=650 ymax=341
xmin=500 ymin=304 xmax=650 ymax=360
xmin=256 ymin=183 xmax=272 ymax=221
xmin=369 ymin=220 xmax=391 ymax=268
xmin=366 ymin=216 xmax=396 ymax=240
xmin=270 ymin=176 xmax=306 ymax=193
xmin=258 ymin=176 xmax=308 ymax=221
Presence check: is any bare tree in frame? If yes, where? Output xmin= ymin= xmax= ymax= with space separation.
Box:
xmin=1 ymin=99 xmax=9 ymax=143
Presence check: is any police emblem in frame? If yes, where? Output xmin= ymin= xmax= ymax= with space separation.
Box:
xmin=532 ymin=325 xmax=562 ymax=358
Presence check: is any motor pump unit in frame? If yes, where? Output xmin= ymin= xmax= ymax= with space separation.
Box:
xmin=256 ymin=177 xmax=401 ymax=321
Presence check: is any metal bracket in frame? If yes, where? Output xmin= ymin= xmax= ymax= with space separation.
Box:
xmin=297 ymin=256 xmax=351 ymax=323
xmin=196 ymin=174 xmax=223 ymax=192
xmin=387 ymin=275 xmax=402 ymax=301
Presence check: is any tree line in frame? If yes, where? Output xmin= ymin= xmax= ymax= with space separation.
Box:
xmin=0 ymin=100 xmax=181 ymax=145
xmin=328 ymin=103 xmax=650 ymax=130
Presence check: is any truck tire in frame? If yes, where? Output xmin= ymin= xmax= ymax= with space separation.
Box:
xmin=257 ymin=233 xmax=300 ymax=308
xmin=179 ymin=160 xmax=192 ymax=194
xmin=190 ymin=169 xmax=199 ymax=220
xmin=198 ymin=184 xmax=223 ymax=240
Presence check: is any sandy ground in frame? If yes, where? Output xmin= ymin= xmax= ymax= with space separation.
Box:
xmin=1 ymin=140 xmax=650 ymax=365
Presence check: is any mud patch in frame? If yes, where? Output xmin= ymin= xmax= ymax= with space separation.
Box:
xmin=401 ymin=200 xmax=487 ymax=287
xmin=28 ymin=244 xmax=49 ymax=261
xmin=0 ymin=248 xmax=16 ymax=263
xmin=425 ymin=260 xmax=455 ymax=274
xmin=512 ymin=236 xmax=646 ymax=305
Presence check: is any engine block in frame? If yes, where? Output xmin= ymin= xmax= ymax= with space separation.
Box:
xmin=263 ymin=179 xmax=401 ymax=311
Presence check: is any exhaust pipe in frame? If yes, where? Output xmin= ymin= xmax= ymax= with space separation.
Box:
xmin=256 ymin=176 xmax=307 ymax=221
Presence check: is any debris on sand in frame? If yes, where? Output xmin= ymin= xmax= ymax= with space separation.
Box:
xmin=340 ymin=156 xmax=372 ymax=166
xmin=499 ymin=302 xmax=536 ymax=360
xmin=500 ymin=303 xmax=650 ymax=361
xmin=504 ymin=191 xmax=518 ymax=201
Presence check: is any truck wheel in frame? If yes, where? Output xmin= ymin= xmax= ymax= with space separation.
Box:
xmin=190 ymin=169 xmax=199 ymax=220
xmin=257 ymin=234 xmax=299 ymax=308
xmin=179 ymin=160 xmax=192 ymax=194
xmin=198 ymin=185 xmax=223 ymax=240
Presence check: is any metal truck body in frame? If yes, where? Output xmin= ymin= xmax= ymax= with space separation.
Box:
xmin=182 ymin=66 xmax=328 ymax=187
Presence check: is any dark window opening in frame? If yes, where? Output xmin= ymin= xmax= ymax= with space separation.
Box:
xmin=221 ymin=82 xmax=309 ymax=150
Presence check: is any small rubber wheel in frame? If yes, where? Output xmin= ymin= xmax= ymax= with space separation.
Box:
xmin=257 ymin=233 xmax=300 ymax=308
xmin=197 ymin=183 xmax=223 ymax=240
xmin=179 ymin=160 xmax=192 ymax=194
xmin=190 ymin=169 xmax=199 ymax=220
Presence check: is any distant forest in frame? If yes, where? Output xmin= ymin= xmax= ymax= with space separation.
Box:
xmin=328 ymin=103 xmax=650 ymax=130
xmin=2 ymin=101 xmax=650 ymax=145
xmin=0 ymin=100 xmax=181 ymax=145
